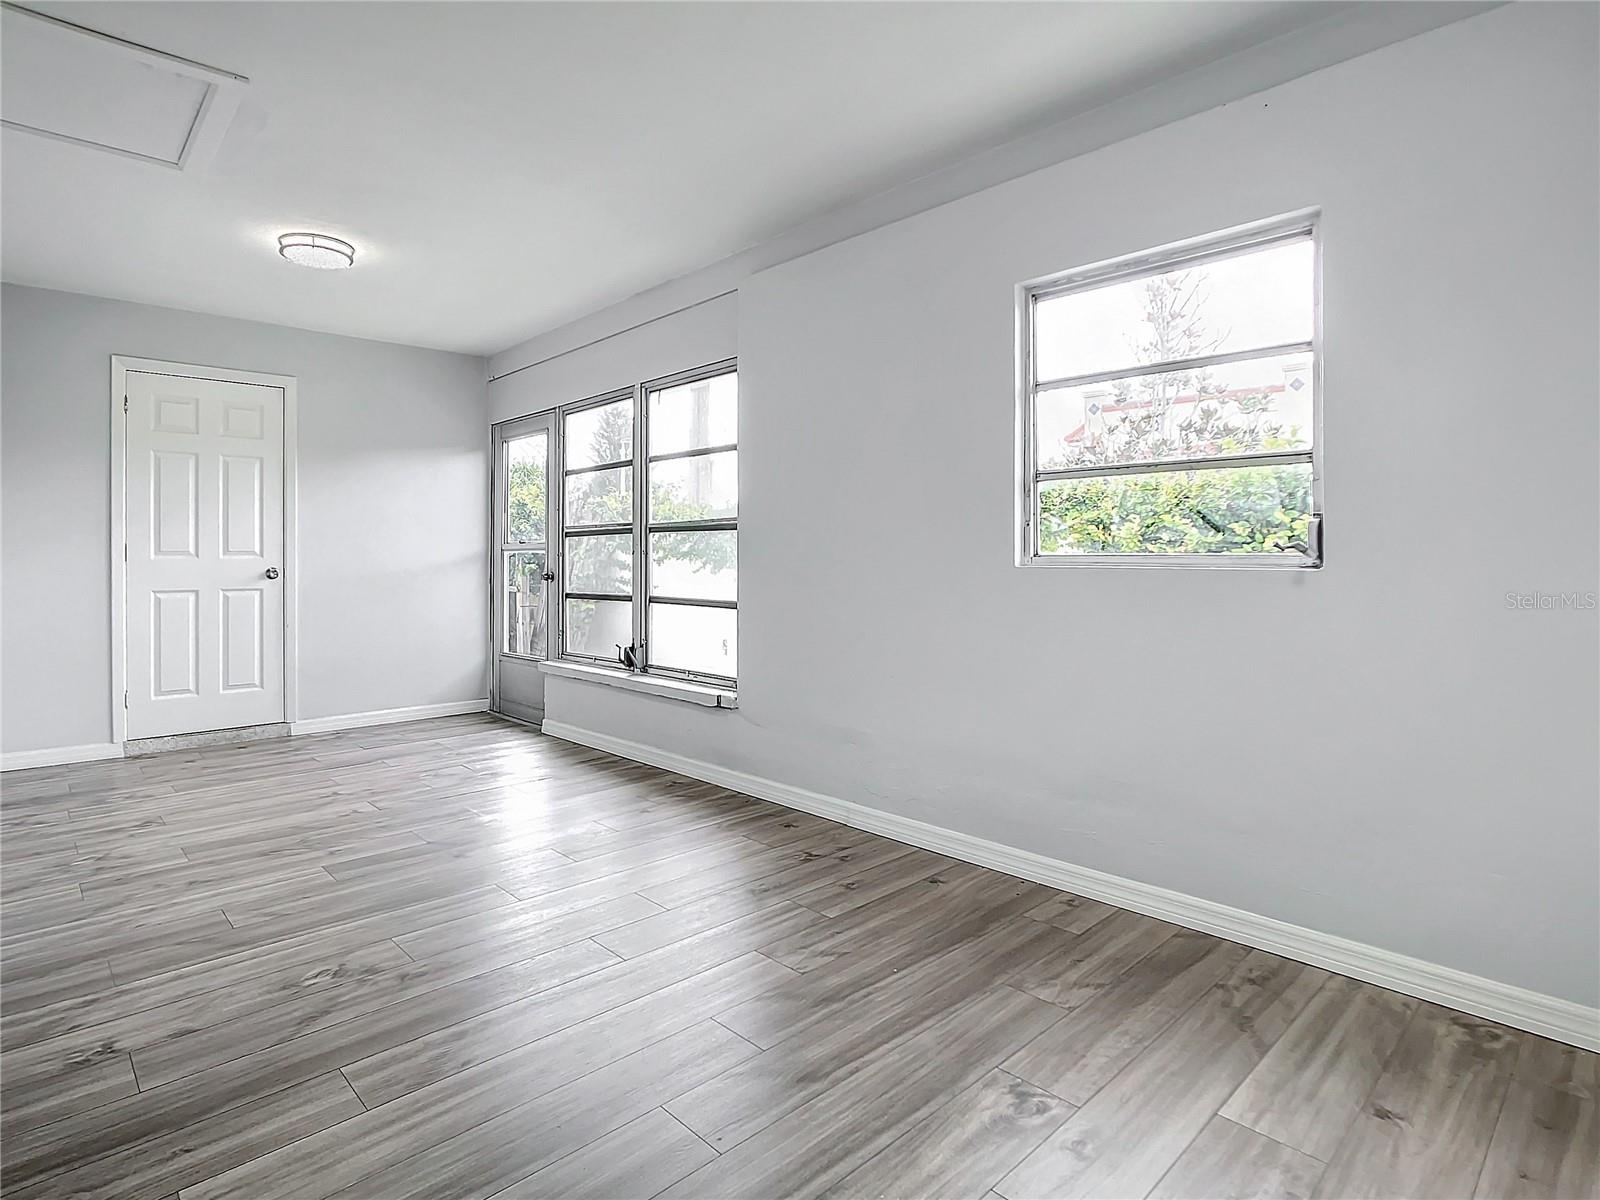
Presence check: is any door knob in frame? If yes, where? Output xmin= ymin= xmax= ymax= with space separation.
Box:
xmin=265 ymin=567 xmax=280 ymax=580
xmin=541 ymin=571 xmax=555 ymax=582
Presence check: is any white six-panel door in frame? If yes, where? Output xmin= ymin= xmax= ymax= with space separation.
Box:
xmin=125 ymin=371 xmax=285 ymax=738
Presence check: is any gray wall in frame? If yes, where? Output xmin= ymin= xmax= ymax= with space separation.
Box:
xmin=489 ymin=294 xmax=737 ymax=424
xmin=1 ymin=285 xmax=489 ymax=752
xmin=515 ymin=4 xmax=1600 ymax=1006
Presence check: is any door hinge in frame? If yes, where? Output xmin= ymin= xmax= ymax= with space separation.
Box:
xmin=123 ymin=395 xmax=129 ymax=414
xmin=123 ymin=690 xmax=129 ymax=708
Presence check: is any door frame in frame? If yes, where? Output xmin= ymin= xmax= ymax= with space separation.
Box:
xmin=110 ymin=356 xmax=300 ymax=745
xmin=489 ymin=408 xmax=559 ymax=721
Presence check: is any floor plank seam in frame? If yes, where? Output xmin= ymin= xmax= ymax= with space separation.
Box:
xmin=1150 ymin=974 xmax=1328 ymax=1193
xmin=1313 ymin=998 xmax=1423 ymax=1190
xmin=8 ymin=1063 xmax=332 ymax=1192
xmin=663 ymin=1104 xmax=724 ymax=1157
xmin=1217 ymin=1111 xmax=1329 ymax=1164
xmin=974 ymin=1066 xmax=1082 ymax=1197
xmin=1466 ymin=1033 xmax=1525 ymax=1200
xmin=340 ymin=1067 xmax=368 ymax=1112
xmin=705 ymin=1015 xmax=765 ymax=1058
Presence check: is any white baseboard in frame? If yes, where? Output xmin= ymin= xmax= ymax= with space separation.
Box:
xmin=289 ymin=699 xmax=490 ymax=736
xmin=540 ymin=719 xmax=1600 ymax=1052
xmin=492 ymin=711 xmax=544 ymax=731
xmin=1 ymin=703 xmax=494 ymax=771
xmin=1 ymin=742 xmax=125 ymax=772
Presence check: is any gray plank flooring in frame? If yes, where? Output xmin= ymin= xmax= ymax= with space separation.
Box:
xmin=0 ymin=714 xmax=1593 ymax=1199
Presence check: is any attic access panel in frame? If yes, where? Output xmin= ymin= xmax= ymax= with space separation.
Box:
xmin=1 ymin=2 xmax=245 ymax=170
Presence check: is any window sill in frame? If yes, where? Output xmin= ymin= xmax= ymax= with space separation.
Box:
xmin=1020 ymin=553 xmax=1321 ymax=570
xmin=538 ymin=660 xmax=738 ymax=709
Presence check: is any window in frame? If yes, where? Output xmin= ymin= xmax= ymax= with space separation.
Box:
xmin=500 ymin=422 xmax=551 ymax=657
xmin=1021 ymin=218 xmax=1321 ymax=566
xmin=646 ymin=368 xmax=738 ymax=680
xmin=560 ymin=391 xmax=635 ymax=663
xmin=555 ymin=361 xmax=737 ymax=685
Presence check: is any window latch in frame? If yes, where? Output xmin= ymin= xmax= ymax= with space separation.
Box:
xmin=1268 ymin=514 xmax=1323 ymax=565
xmin=616 ymin=643 xmax=641 ymax=671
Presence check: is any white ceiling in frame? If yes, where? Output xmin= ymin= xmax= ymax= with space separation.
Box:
xmin=2 ymin=1 xmax=1352 ymax=356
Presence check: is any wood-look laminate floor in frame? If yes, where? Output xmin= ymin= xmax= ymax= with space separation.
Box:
xmin=1 ymin=715 xmax=1595 ymax=1200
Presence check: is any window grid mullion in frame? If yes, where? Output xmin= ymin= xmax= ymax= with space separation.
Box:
xmin=649 ymin=595 xmax=737 ymax=610
xmin=1033 ymin=448 xmax=1313 ymax=483
xmin=551 ymin=414 xmax=563 ymax=661
xmin=1028 ymin=292 xmax=1040 ymax=560
xmin=1032 ymin=339 xmax=1314 ymax=394
xmin=647 ymin=518 xmax=738 ymax=534
xmin=563 ymin=523 xmax=632 ymax=537
xmin=563 ymin=457 xmax=633 ymax=477
xmin=647 ymin=442 xmax=738 ymax=465
xmin=632 ymin=382 xmax=648 ymax=670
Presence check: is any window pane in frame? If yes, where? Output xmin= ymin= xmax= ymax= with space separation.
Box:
xmin=564 ymin=533 xmax=632 ymax=594
xmin=650 ymin=451 xmax=737 ymax=522
xmin=650 ymin=531 xmax=736 ymax=601
xmin=505 ymin=433 xmax=548 ymax=544
xmin=650 ymin=603 xmax=737 ymax=678
xmin=563 ymin=397 xmax=633 ymax=468
xmin=1037 ymin=353 xmax=1312 ymax=470
xmin=1035 ymin=238 xmax=1313 ymax=383
xmin=504 ymin=551 xmax=548 ymax=657
xmin=564 ymin=466 xmax=633 ymax=528
xmin=1038 ymin=463 xmax=1313 ymax=556
xmin=649 ymin=371 xmax=737 ymax=456
xmin=565 ymin=598 xmax=631 ymax=659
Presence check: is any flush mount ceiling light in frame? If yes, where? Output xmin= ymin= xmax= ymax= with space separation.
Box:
xmin=277 ymin=232 xmax=355 ymax=270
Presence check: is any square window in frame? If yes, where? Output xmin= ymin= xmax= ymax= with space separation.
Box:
xmin=1023 ymin=221 xmax=1321 ymax=566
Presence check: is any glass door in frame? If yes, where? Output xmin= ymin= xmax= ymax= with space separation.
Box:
xmin=492 ymin=411 xmax=555 ymax=723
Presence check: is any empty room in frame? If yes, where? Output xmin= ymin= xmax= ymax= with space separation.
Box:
xmin=1 ymin=1 xmax=1597 ymax=1197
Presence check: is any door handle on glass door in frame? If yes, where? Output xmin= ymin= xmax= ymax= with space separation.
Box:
xmin=541 ymin=571 xmax=555 ymax=582
xmin=265 ymin=567 xmax=280 ymax=580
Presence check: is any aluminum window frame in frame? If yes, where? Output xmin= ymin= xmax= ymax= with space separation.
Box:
xmin=491 ymin=410 xmax=556 ymax=676
xmin=640 ymin=359 xmax=739 ymax=685
xmin=549 ymin=360 xmax=738 ymax=687
xmin=557 ymin=387 xmax=637 ymax=667
xmin=1017 ymin=213 xmax=1324 ymax=570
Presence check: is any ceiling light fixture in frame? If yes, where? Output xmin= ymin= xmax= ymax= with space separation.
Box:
xmin=277 ymin=231 xmax=355 ymax=270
